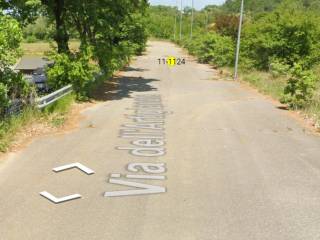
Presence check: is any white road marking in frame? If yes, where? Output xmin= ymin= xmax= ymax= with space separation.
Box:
xmin=126 ymin=175 xmax=166 ymax=180
xmin=53 ymin=163 xmax=95 ymax=175
xmin=111 ymin=173 xmax=121 ymax=178
xmin=127 ymin=163 xmax=166 ymax=174
xmin=117 ymin=147 xmax=165 ymax=157
xmin=104 ymin=179 xmax=166 ymax=197
xmin=39 ymin=191 xmax=81 ymax=204
xmin=108 ymin=94 xmax=167 ymax=197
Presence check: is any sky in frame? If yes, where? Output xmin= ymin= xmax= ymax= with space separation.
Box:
xmin=149 ymin=0 xmax=225 ymax=10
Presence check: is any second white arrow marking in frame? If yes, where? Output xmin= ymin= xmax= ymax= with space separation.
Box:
xmin=40 ymin=191 xmax=81 ymax=204
xmin=53 ymin=162 xmax=95 ymax=175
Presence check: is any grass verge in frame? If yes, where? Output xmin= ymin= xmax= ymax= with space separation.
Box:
xmin=239 ymin=70 xmax=287 ymax=100
xmin=221 ymin=66 xmax=320 ymax=130
xmin=21 ymin=41 xmax=80 ymax=56
xmin=305 ymin=82 xmax=320 ymax=128
xmin=0 ymin=93 xmax=75 ymax=153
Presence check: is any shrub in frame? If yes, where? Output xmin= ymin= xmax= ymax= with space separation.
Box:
xmin=214 ymin=14 xmax=239 ymax=39
xmin=242 ymin=1 xmax=320 ymax=70
xmin=182 ymin=36 xmax=204 ymax=56
xmin=0 ymin=14 xmax=32 ymax=115
xmin=281 ymin=64 xmax=318 ymax=109
xmin=189 ymin=33 xmax=234 ymax=67
xmin=46 ymin=47 xmax=98 ymax=99
xmin=25 ymin=35 xmax=37 ymax=43
xmin=0 ymin=14 xmax=23 ymax=66
xmin=269 ymin=59 xmax=290 ymax=78
xmin=0 ymin=83 xmax=9 ymax=114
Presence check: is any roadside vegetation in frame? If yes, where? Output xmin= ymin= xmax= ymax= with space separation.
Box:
xmin=0 ymin=0 xmax=149 ymax=152
xmin=0 ymin=94 xmax=75 ymax=152
xmin=147 ymin=0 xmax=320 ymax=130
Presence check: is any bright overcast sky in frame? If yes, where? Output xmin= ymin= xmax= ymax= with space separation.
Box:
xmin=149 ymin=0 xmax=225 ymax=10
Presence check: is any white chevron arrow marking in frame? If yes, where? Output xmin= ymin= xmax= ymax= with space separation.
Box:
xmin=40 ymin=191 xmax=81 ymax=204
xmin=52 ymin=162 xmax=94 ymax=175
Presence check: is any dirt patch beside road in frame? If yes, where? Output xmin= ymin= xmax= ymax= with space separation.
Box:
xmin=0 ymin=101 xmax=94 ymax=160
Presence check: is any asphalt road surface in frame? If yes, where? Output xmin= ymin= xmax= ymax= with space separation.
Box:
xmin=1 ymin=41 xmax=320 ymax=240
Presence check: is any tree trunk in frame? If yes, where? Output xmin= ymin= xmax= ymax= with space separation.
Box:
xmin=54 ymin=0 xmax=69 ymax=53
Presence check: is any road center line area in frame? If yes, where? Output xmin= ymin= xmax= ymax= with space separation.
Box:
xmin=105 ymin=94 xmax=167 ymax=197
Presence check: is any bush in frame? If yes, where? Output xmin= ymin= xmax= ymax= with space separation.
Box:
xmin=269 ymin=59 xmax=290 ymax=78
xmin=46 ymin=47 xmax=98 ymax=99
xmin=0 ymin=14 xmax=23 ymax=66
xmin=281 ymin=64 xmax=318 ymax=109
xmin=214 ymin=14 xmax=239 ymax=39
xmin=182 ymin=36 xmax=204 ymax=55
xmin=147 ymin=6 xmax=177 ymax=39
xmin=0 ymin=83 xmax=9 ymax=114
xmin=23 ymin=16 xmax=53 ymax=41
xmin=184 ymin=33 xmax=234 ymax=67
xmin=0 ymin=14 xmax=32 ymax=115
xmin=25 ymin=35 xmax=37 ymax=43
xmin=242 ymin=1 xmax=320 ymax=70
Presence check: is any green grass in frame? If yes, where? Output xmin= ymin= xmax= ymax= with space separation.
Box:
xmin=43 ymin=93 xmax=75 ymax=127
xmin=238 ymin=69 xmax=320 ymax=128
xmin=239 ymin=70 xmax=287 ymax=100
xmin=0 ymin=108 xmax=42 ymax=152
xmin=21 ymin=40 xmax=80 ymax=56
xmin=226 ymin=67 xmax=320 ymax=129
xmin=0 ymin=94 xmax=75 ymax=153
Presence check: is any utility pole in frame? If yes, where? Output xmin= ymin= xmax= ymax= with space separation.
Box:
xmin=174 ymin=0 xmax=178 ymax=40
xmin=234 ymin=0 xmax=244 ymax=80
xmin=190 ymin=0 xmax=194 ymax=39
xmin=179 ymin=0 xmax=183 ymax=40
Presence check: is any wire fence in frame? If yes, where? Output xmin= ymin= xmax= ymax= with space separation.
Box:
xmin=3 ymin=100 xmax=24 ymax=117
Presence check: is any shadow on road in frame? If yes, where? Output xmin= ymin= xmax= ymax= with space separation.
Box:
xmin=91 ymin=75 xmax=159 ymax=101
xmin=122 ymin=66 xmax=148 ymax=72
xmin=277 ymin=106 xmax=289 ymax=111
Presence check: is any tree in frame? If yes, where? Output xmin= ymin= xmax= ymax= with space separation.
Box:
xmin=0 ymin=14 xmax=31 ymax=114
xmin=222 ymin=0 xmax=282 ymax=13
xmin=0 ymin=0 xmax=41 ymax=25
xmin=2 ymin=0 xmax=149 ymax=98
xmin=63 ymin=0 xmax=149 ymax=71
xmin=214 ymin=14 xmax=239 ymax=39
xmin=41 ymin=0 xmax=70 ymax=53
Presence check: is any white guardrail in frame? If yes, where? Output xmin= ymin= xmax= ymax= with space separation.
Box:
xmin=36 ymin=84 xmax=73 ymax=109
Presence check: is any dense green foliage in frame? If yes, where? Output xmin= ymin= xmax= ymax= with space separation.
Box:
xmin=2 ymin=0 xmax=149 ymax=99
xmin=147 ymin=6 xmax=178 ymax=39
xmin=0 ymin=0 xmax=41 ymax=25
xmin=241 ymin=2 xmax=320 ymax=70
xmin=147 ymin=5 xmax=215 ymax=41
xmin=222 ymin=0 xmax=282 ymax=13
xmin=0 ymin=14 xmax=32 ymax=115
xmin=281 ymin=64 xmax=317 ymax=108
xmin=183 ymin=33 xmax=234 ymax=67
xmin=46 ymin=47 xmax=98 ymax=99
xmin=240 ymin=1 xmax=320 ymax=108
xmin=23 ymin=16 xmax=54 ymax=42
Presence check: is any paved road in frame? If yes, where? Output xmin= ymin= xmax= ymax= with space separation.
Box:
xmin=1 ymin=41 xmax=320 ymax=240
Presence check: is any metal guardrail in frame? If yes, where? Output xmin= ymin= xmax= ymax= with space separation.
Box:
xmin=36 ymin=84 xmax=73 ymax=109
